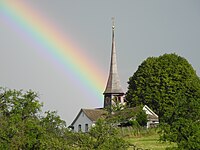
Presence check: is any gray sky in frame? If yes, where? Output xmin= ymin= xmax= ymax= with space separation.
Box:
xmin=0 ymin=0 xmax=200 ymax=125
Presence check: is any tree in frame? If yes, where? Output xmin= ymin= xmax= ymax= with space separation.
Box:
xmin=136 ymin=109 xmax=147 ymax=127
xmin=0 ymin=88 xmax=70 ymax=149
xmin=126 ymin=53 xmax=200 ymax=120
xmin=160 ymin=79 xmax=200 ymax=149
xmin=0 ymin=88 xmax=42 ymax=149
xmin=0 ymin=88 xmax=130 ymax=149
xmin=125 ymin=53 xmax=200 ymax=149
xmin=105 ymin=103 xmax=146 ymax=128
xmin=39 ymin=111 xmax=71 ymax=149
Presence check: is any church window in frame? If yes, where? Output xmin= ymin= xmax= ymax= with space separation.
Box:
xmin=78 ymin=124 xmax=81 ymax=132
xmin=114 ymin=96 xmax=121 ymax=103
xmin=85 ymin=124 xmax=88 ymax=132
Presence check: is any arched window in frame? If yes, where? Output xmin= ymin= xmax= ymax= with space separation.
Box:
xmin=85 ymin=124 xmax=88 ymax=132
xmin=78 ymin=124 xmax=81 ymax=132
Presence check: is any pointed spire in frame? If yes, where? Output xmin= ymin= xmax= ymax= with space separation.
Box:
xmin=104 ymin=18 xmax=124 ymax=95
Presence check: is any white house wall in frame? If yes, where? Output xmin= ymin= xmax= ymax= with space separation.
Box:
xmin=73 ymin=111 xmax=94 ymax=132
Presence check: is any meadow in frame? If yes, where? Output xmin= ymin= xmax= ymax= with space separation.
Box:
xmin=120 ymin=127 xmax=176 ymax=150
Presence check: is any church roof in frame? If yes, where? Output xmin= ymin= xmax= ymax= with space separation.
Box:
xmin=71 ymin=108 xmax=107 ymax=126
xmin=104 ymin=20 xmax=124 ymax=94
xmin=82 ymin=109 xmax=107 ymax=121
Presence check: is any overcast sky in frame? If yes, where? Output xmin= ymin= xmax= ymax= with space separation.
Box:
xmin=0 ymin=0 xmax=200 ymax=125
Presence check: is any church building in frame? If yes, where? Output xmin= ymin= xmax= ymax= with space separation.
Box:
xmin=70 ymin=20 xmax=159 ymax=132
xmin=70 ymin=20 xmax=124 ymax=132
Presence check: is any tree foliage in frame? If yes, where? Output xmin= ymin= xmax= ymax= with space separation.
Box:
xmin=126 ymin=53 xmax=200 ymax=119
xmin=136 ymin=109 xmax=147 ymax=127
xmin=0 ymin=88 xmax=70 ymax=149
xmin=160 ymin=79 xmax=200 ymax=149
xmin=0 ymin=88 xmax=129 ymax=149
xmin=125 ymin=53 xmax=200 ymax=149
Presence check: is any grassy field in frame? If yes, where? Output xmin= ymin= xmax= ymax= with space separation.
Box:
xmin=120 ymin=127 xmax=176 ymax=150
xmin=126 ymin=134 xmax=175 ymax=150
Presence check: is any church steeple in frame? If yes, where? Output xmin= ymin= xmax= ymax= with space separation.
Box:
xmin=103 ymin=18 xmax=124 ymax=109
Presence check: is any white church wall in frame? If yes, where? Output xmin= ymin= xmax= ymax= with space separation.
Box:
xmin=72 ymin=111 xmax=93 ymax=132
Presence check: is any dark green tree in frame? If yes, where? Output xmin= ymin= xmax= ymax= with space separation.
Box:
xmin=125 ymin=53 xmax=200 ymax=149
xmin=126 ymin=53 xmax=200 ymax=120
xmin=136 ymin=109 xmax=147 ymax=127
xmin=160 ymin=78 xmax=200 ymax=149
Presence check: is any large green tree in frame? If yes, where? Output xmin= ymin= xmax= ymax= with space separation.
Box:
xmin=160 ymin=78 xmax=200 ymax=149
xmin=125 ymin=53 xmax=200 ymax=149
xmin=126 ymin=53 xmax=200 ymax=119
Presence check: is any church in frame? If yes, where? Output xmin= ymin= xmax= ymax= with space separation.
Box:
xmin=70 ymin=21 xmax=158 ymax=132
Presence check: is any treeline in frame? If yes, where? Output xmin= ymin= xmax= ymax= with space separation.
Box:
xmin=0 ymin=88 xmax=129 ymax=150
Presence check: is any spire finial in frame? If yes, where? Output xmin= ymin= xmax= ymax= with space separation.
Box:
xmin=112 ymin=17 xmax=115 ymax=29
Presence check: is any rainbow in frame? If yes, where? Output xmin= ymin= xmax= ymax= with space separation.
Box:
xmin=0 ymin=1 xmax=106 ymax=104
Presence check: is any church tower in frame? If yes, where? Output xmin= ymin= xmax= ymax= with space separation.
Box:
xmin=103 ymin=19 xmax=124 ymax=109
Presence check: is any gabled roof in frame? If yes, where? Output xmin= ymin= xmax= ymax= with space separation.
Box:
xmin=71 ymin=108 xmax=107 ymax=126
xmin=82 ymin=109 xmax=107 ymax=121
xmin=143 ymin=105 xmax=158 ymax=118
xmin=147 ymin=114 xmax=159 ymax=120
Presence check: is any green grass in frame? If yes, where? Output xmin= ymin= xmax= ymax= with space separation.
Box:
xmin=126 ymin=134 xmax=175 ymax=150
xmin=120 ymin=127 xmax=176 ymax=150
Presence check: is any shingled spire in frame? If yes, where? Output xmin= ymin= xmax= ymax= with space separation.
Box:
xmin=103 ymin=18 xmax=124 ymax=109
